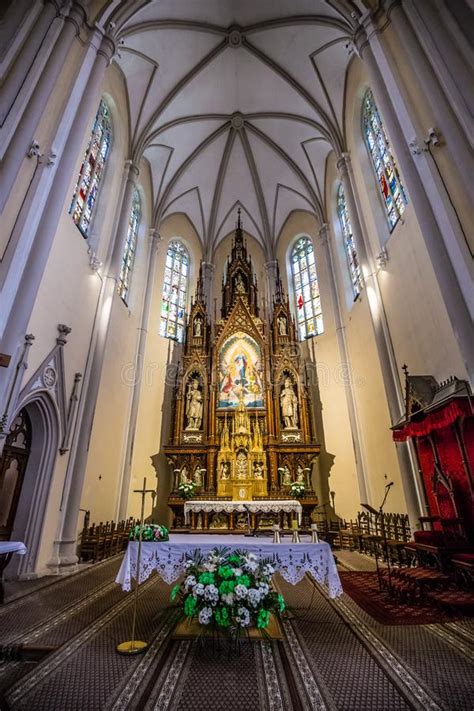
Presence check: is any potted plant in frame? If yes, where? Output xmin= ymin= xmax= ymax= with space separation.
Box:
xmin=178 ymin=481 xmax=196 ymax=499
xmin=290 ymin=482 xmax=305 ymax=498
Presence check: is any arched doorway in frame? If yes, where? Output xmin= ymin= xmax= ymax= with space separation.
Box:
xmin=0 ymin=409 xmax=32 ymax=541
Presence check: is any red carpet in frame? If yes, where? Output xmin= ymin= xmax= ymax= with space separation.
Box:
xmin=339 ymin=571 xmax=459 ymax=625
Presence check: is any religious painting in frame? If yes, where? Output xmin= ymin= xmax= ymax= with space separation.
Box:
xmin=218 ymin=331 xmax=264 ymax=409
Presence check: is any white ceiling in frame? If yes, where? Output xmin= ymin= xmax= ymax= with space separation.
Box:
xmin=109 ymin=0 xmax=359 ymax=258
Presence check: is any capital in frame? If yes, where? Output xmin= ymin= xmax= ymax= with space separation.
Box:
xmin=125 ymin=159 xmax=140 ymax=179
xmin=149 ymin=228 xmax=162 ymax=247
xmin=336 ymin=152 xmax=351 ymax=174
xmin=57 ymin=324 xmax=72 ymax=345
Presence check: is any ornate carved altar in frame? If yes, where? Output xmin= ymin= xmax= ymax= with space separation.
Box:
xmin=164 ymin=211 xmax=320 ymax=531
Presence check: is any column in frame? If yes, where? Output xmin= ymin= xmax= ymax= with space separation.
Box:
xmin=337 ymin=154 xmax=426 ymax=527
xmin=317 ymin=223 xmax=369 ymax=503
xmin=57 ymin=159 xmax=138 ymax=569
xmin=264 ymin=260 xmax=278 ymax=305
xmin=385 ymin=0 xmax=472 ymax=187
xmin=0 ymin=1 xmax=87 ymax=211
xmin=355 ymin=24 xmax=473 ymax=381
xmin=118 ymin=229 xmax=162 ymax=519
xmin=0 ymin=1 xmax=61 ymax=127
xmin=0 ymin=32 xmax=116 ymax=432
xmin=201 ymin=261 xmax=215 ymax=308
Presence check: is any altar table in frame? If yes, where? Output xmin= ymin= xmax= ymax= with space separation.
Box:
xmin=0 ymin=541 xmax=27 ymax=604
xmin=183 ymin=499 xmax=303 ymax=525
xmin=115 ymin=534 xmax=343 ymax=598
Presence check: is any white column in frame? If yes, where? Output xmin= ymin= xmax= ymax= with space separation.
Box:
xmin=338 ymin=153 xmax=426 ymax=527
xmin=355 ymin=22 xmax=473 ymax=380
xmin=384 ymin=0 xmax=472 ymax=187
xmin=318 ymin=224 xmax=369 ymax=503
xmin=0 ymin=1 xmax=61 ymax=127
xmin=0 ymin=1 xmax=87 ymax=211
xmin=56 ymin=160 xmax=139 ymax=569
xmin=0 ymin=32 xmax=116 ymax=431
xmin=118 ymin=229 xmax=162 ymax=519
xmin=264 ymin=259 xmax=279 ymax=307
xmin=201 ymin=261 xmax=215 ymax=308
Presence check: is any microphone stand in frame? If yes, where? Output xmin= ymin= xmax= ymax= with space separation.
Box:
xmin=378 ymin=484 xmax=393 ymax=593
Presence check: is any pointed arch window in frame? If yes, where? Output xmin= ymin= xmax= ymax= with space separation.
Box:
xmin=69 ymin=98 xmax=112 ymax=236
xmin=160 ymin=240 xmax=189 ymax=343
xmin=291 ymin=236 xmax=323 ymax=340
xmin=118 ymin=189 xmax=141 ymax=305
xmin=337 ymin=184 xmax=362 ymax=298
xmin=362 ymin=88 xmax=407 ymax=229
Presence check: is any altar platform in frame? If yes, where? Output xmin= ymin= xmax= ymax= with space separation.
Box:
xmin=115 ymin=534 xmax=343 ymax=598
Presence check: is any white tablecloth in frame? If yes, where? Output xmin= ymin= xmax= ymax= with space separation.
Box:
xmin=0 ymin=542 xmax=27 ymax=556
xmin=115 ymin=535 xmax=343 ymax=598
xmin=183 ymin=499 xmax=303 ymax=525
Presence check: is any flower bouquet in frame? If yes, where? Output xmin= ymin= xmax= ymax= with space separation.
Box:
xmin=290 ymin=482 xmax=305 ymax=498
xmin=129 ymin=523 xmax=169 ymax=542
xmin=178 ymin=481 xmax=195 ymax=499
xmin=171 ymin=548 xmax=286 ymax=639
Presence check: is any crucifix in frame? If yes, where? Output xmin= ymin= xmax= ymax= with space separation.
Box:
xmin=116 ymin=476 xmax=155 ymax=655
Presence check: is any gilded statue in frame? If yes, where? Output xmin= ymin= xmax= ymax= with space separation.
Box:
xmin=280 ymin=377 xmax=298 ymax=429
xmin=185 ymin=378 xmax=203 ymax=430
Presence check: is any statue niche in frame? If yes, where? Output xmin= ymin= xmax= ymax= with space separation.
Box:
xmin=280 ymin=376 xmax=299 ymax=430
xmin=185 ymin=376 xmax=203 ymax=431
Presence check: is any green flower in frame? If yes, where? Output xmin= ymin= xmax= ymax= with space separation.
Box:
xmin=277 ymin=594 xmax=286 ymax=613
xmin=236 ymin=574 xmax=251 ymax=588
xmin=198 ymin=572 xmax=215 ymax=585
xmin=218 ymin=580 xmax=236 ymax=595
xmin=257 ymin=609 xmax=270 ymax=629
xmin=215 ymin=606 xmax=231 ymax=628
xmin=218 ymin=565 xmax=234 ymax=580
xmin=170 ymin=584 xmax=180 ymax=602
xmin=184 ymin=595 xmax=197 ymax=617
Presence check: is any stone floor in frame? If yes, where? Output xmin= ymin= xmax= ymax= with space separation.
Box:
xmin=0 ymin=551 xmax=472 ymax=710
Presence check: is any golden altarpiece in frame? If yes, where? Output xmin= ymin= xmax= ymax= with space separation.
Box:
xmin=164 ymin=214 xmax=320 ymax=531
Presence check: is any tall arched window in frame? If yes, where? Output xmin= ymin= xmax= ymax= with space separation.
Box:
xmin=291 ymin=236 xmax=323 ymax=340
xmin=69 ymin=98 xmax=112 ymax=236
xmin=118 ymin=189 xmax=141 ymax=305
xmin=337 ymin=184 xmax=362 ymax=299
xmin=160 ymin=240 xmax=189 ymax=342
xmin=362 ymin=88 xmax=407 ymax=230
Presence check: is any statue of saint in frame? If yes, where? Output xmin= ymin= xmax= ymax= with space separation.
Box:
xmin=194 ymin=467 xmax=203 ymax=486
xmin=185 ymin=378 xmax=203 ymax=430
xmin=253 ymin=462 xmax=264 ymax=479
xmin=277 ymin=314 xmax=287 ymax=336
xmin=296 ymin=465 xmax=305 ymax=483
xmin=193 ymin=317 xmax=202 ymax=337
xmin=235 ymin=273 xmax=246 ymax=293
xmin=180 ymin=466 xmax=189 ymax=484
xmin=280 ymin=377 xmax=299 ymax=429
xmin=281 ymin=465 xmax=292 ymax=486
xmin=220 ymin=462 xmax=229 ymax=479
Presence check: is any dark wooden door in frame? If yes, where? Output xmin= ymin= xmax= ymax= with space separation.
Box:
xmin=0 ymin=409 xmax=31 ymax=541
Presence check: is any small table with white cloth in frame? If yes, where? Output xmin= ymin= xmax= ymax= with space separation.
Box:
xmin=0 ymin=541 xmax=27 ymax=604
xmin=115 ymin=534 xmax=343 ymax=598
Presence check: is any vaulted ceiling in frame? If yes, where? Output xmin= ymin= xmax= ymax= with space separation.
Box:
xmin=102 ymin=0 xmax=367 ymax=258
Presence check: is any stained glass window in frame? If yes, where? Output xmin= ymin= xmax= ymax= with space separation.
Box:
xmin=69 ymin=99 xmax=112 ymax=236
xmin=160 ymin=240 xmax=189 ymax=343
xmin=362 ymin=88 xmax=407 ymax=229
xmin=337 ymin=184 xmax=362 ymax=299
xmin=118 ymin=189 xmax=141 ymax=305
xmin=291 ymin=236 xmax=323 ymax=340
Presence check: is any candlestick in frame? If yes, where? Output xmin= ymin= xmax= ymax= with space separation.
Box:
xmin=272 ymin=524 xmax=281 ymax=544
xmin=311 ymin=523 xmax=319 ymax=544
xmin=117 ymin=476 xmax=155 ymax=655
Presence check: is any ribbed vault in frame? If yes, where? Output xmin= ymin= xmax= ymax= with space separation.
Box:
xmin=99 ymin=0 xmax=366 ymax=258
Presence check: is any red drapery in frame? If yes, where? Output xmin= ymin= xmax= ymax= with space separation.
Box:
xmin=392 ymin=399 xmax=472 ymax=441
